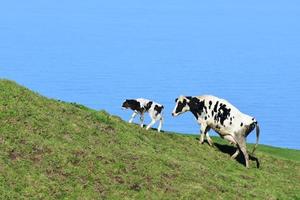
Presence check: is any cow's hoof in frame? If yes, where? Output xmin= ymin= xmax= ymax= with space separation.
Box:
xmin=208 ymin=142 xmax=214 ymax=147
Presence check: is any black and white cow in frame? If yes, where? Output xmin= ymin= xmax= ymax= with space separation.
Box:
xmin=122 ymin=98 xmax=164 ymax=132
xmin=172 ymin=95 xmax=260 ymax=168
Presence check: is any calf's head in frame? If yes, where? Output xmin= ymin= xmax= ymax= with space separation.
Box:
xmin=122 ymin=99 xmax=139 ymax=110
xmin=172 ymin=96 xmax=192 ymax=116
xmin=122 ymin=99 xmax=143 ymax=112
xmin=122 ymin=99 xmax=131 ymax=109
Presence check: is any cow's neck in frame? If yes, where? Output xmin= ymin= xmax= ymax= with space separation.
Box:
xmin=190 ymin=109 xmax=200 ymax=120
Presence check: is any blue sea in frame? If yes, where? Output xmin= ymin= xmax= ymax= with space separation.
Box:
xmin=1 ymin=1 xmax=299 ymax=149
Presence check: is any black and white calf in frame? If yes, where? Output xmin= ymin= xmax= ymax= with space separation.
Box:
xmin=122 ymin=98 xmax=164 ymax=132
xmin=172 ymin=95 xmax=260 ymax=168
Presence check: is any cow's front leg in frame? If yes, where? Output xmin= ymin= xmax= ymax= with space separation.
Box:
xmin=129 ymin=111 xmax=138 ymax=123
xmin=205 ymin=131 xmax=214 ymax=146
xmin=199 ymin=133 xmax=205 ymax=144
xmin=199 ymin=124 xmax=208 ymax=144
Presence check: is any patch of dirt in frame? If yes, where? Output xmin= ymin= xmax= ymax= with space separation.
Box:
xmin=30 ymin=145 xmax=52 ymax=164
xmin=46 ymin=168 xmax=71 ymax=180
xmin=63 ymin=134 xmax=72 ymax=142
xmin=161 ymin=172 xmax=178 ymax=180
xmin=9 ymin=150 xmax=21 ymax=161
xmin=130 ymin=183 xmax=141 ymax=191
xmin=79 ymin=176 xmax=89 ymax=189
xmin=114 ymin=176 xmax=125 ymax=184
xmin=98 ymin=124 xmax=115 ymax=135
xmin=73 ymin=150 xmax=86 ymax=158
xmin=19 ymin=139 xmax=27 ymax=144
xmin=0 ymin=137 xmax=4 ymax=144
xmin=166 ymin=161 xmax=180 ymax=170
xmin=96 ymin=155 xmax=115 ymax=164
xmin=94 ymin=178 xmax=106 ymax=196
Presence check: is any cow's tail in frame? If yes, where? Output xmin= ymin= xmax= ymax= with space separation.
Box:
xmin=252 ymin=121 xmax=260 ymax=154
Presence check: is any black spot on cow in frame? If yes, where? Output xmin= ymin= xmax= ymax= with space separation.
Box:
xmin=213 ymin=101 xmax=219 ymax=112
xmin=252 ymin=117 xmax=255 ymax=121
xmin=144 ymin=101 xmax=153 ymax=111
xmin=214 ymin=115 xmax=217 ymax=121
xmin=204 ymin=116 xmax=207 ymax=120
xmin=216 ymin=125 xmax=220 ymax=129
xmin=189 ymin=98 xmax=206 ymax=119
xmin=215 ymin=103 xmax=231 ymax=126
xmin=211 ymin=110 xmax=214 ymax=117
xmin=230 ymin=122 xmax=232 ymax=125
xmin=154 ymin=105 xmax=164 ymax=113
xmin=240 ymin=122 xmax=243 ymax=127
xmin=175 ymin=98 xmax=178 ymax=102
xmin=122 ymin=99 xmax=144 ymax=113
xmin=230 ymin=117 xmax=232 ymax=121
xmin=209 ymin=101 xmax=212 ymax=109
xmin=203 ymin=102 xmax=207 ymax=114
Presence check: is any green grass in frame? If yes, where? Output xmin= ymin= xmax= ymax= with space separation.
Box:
xmin=0 ymin=79 xmax=299 ymax=200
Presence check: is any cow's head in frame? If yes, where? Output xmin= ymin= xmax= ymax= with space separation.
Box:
xmin=172 ymin=96 xmax=192 ymax=117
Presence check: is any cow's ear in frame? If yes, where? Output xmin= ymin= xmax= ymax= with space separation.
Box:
xmin=185 ymin=96 xmax=192 ymax=103
xmin=186 ymin=96 xmax=192 ymax=100
xmin=175 ymin=98 xmax=178 ymax=103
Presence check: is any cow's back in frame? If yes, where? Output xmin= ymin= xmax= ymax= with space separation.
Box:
xmin=196 ymin=95 xmax=255 ymax=134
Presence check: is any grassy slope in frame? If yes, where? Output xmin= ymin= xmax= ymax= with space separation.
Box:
xmin=0 ymin=79 xmax=299 ymax=200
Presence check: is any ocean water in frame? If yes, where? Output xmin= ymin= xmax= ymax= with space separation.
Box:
xmin=1 ymin=1 xmax=300 ymax=149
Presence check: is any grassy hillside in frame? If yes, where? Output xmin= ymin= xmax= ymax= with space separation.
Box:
xmin=0 ymin=79 xmax=299 ymax=200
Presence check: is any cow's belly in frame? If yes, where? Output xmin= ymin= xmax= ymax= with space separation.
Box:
xmin=208 ymin=120 xmax=240 ymax=137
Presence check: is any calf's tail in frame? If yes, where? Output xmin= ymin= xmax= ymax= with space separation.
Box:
xmin=252 ymin=122 xmax=260 ymax=154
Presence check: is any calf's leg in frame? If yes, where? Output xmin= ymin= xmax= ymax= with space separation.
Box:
xmin=146 ymin=119 xmax=157 ymax=131
xmin=157 ymin=115 xmax=163 ymax=132
xmin=139 ymin=113 xmax=144 ymax=127
xmin=129 ymin=112 xmax=138 ymax=123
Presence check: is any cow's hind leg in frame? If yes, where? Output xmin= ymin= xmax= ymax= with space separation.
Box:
xmin=223 ymin=135 xmax=239 ymax=159
xmin=236 ymin=136 xmax=249 ymax=168
xmin=231 ymin=148 xmax=240 ymax=159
